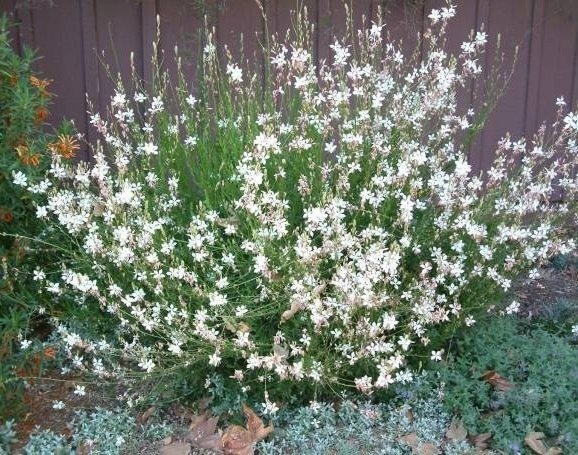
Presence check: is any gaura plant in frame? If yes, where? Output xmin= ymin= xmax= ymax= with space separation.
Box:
xmin=18 ymin=2 xmax=578 ymax=408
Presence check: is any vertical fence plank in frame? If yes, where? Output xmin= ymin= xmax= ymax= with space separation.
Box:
xmin=475 ymin=0 xmax=533 ymax=171
xmin=156 ymin=0 xmax=209 ymax=91
xmin=524 ymin=0 xmax=545 ymax=137
xmin=141 ymin=0 xmax=157 ymax=87
xmin=217 ymin=0 xmax=265 ymax=66
xmin=94 ymin=0 xmax=143 ymax=117
xmin=2 ymin=0 xmax=21 ymax=54
xmin=15 ymin=1 xmax=34 ymax=49
xmin=24 ymin=1 xmax=86 ymax=150
xmin=534 ymin=0 xmax=578 ymax=128
xmin=81 ymin=0 xmax=100 ymax=157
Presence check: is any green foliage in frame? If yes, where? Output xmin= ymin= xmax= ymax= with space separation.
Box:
xmin=0 ymin=419 xmax=17 ymax=453
xmin=17 ymin=408 xmax=174 ymax=455
xmin=22 ymin=430 xmax=70 ymax=455
xmin=258 ymin=395 xmax=477 ymax=455
xmin=408 ymin=315 xmax=578 ymax=454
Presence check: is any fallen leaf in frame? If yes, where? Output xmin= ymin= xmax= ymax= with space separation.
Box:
xmin=481 ymin=370 xmax=513 ymax=391
xmin=197 ymin=396 xmax=212 ymax=412
xmin=221 ymin=405 xmax=273 ymax=455
xmin=159 ymin=441 xmax=191 ymax=455
xmin=161 ymin=435 xmax=173 ymax=446
xmin=544 ymin=448 xmax=563 ymax=455
xmin=243 ymin=404 xmax=274 ymax=442
xmin=525 ymin=432 xmax=548 ymax=454
xmin=43 ymin=346 xmax=57 ymax=359
xmin=238 ymin=322 xmax=251 ymax=333
xmin=76 ymin=441 xmax=96 ymax=455
xmin=399 ymin=432 xmax=419 ymax=449
xmin=222 ymin=425 xmax=254 ymax=455
xmin=403 ymin=408 xmax=414 ymax=423
xmin=469 ymin=432 xmax=492 ymax=450
xmin=186 ymin=413 xmax=222 ymax=452
xmin=417 ymin=443 xmax=440 ymax=455
xmin=138 ymin=406 xmax=156 ymax=425
xmin=445 ymin=417 xmax=467 ymax=442
xmin=171 ymin=403 xmax=195 ymax=421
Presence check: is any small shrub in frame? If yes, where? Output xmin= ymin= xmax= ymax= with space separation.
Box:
xmin=258 ymin=394 xmax=479 ymax=455
xmin=23 ymin=2 xmax=578 ymax=409
xmin=0 ymin=13 xmax=76 ymax=421
xmin=21 ymin=429 xmax=70 ymax=455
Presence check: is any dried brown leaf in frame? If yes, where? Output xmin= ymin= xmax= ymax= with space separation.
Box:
xmin=159 ymin=441 xmax=191 ymax=455
xmin=544 ymin=448 xmax=563 ymax=455
xmin=222 ymin=425 xmax=254 ymax=455
xmin=243 ymin=404 xmax=274 ymax=442
xmin=138 ymin=406 xmax=156 ymax=425
xmin=197 ymin=397 xmax=212 ymax=412
xmin=481 ymin=370 xmax=513 ymax=391
xmin=469 ymin=433 xmax=492 ymax=450
xmin=399 ymin=432 xmax=419 ymax=448
xmin=525 ymin=432 xmax=548 ymax=454
xmin=445 ymin=417 xmax=467 ymax=442
xmin=76 ymin=441 xmax=94 ymax=455
xmin=161 ymin=435 xmax=173 ymax=446
xmin=403 ymin=409 xmax=414 ymax=423
xmin=417 ymin=443 xmax=441 ymax=455
xmin=186 ymin=414 xmax=223 ymax=452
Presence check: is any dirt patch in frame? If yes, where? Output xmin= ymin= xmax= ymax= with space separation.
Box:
xmin=513 ymin=258 xmax=578 ymax=319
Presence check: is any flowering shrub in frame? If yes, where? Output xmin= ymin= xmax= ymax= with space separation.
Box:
xmin=0 ymin=14 xmax=77 ymax=420
xmin=22 ymin=4 xmax=578 ymax=407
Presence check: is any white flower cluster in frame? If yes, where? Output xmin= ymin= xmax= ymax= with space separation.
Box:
xmin=31 ymin=3 xmax=578 ymax=399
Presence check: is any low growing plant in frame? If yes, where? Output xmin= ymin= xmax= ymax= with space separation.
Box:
xmin=406 ymin=316 xmax=578 ymax=454
xmin=19 ymin=2 xmax=578 ymax=410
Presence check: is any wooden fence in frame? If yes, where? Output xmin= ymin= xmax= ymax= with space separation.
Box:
xmin=2 ymin=0 xmax=578 ymax=168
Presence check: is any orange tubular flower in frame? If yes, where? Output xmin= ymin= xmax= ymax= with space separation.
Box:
xmin=35 ymin=106 xmax=49 ymax=124
xmin=15 ymin=144 xmax=41 ymax=167
xmin=29 ymin=75 xmax=51 ymax=98
xmin=0 ymin=209 xmax=14 ymax=224
xmin=48 ymin=134 xmax=80 ymax=159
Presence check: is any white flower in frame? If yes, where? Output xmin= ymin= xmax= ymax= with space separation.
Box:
xmin=505 ymin=300 xmax=520 ymax=315
xmin=572 ymin=324 xmax=578 ymax=336
xmin=209 ymin=350 xmax=222 ymax=366
xmin=138 ymin=359 xmax=155 ymax=373
xmin=262 ymin=391 xmax=279 ymax=415
xmin=33 ymin=269 xmax=46 ymax=281
xmin=12 ymin=170 xmax=28 ymax=187
xmin=141 ymin=142 xmax=158 ymax=156
xmin=398 ymin=335 xmax=413 ymax=351
xmin=52 ymin=400 xmax=66 ymax=410
xmin=186 ymin=95 xmax=197 ymax=107
xmin=74 ymin=385 xmax=86 ymax=396
xmin=20 ymin=339 xmax=32 ymax=350
xmin=430 ymin=350 xmax=444 ymax=362
xmin=556 ymin=96 xmax=566 ymax=107
xmin=36 ymin=205 xmax=48 ymax=218
xmin=235 ymin=305 xmax=248 ymax=317
xmin=428 ymin=9 xmax=441 ymax=24
xmin=563 ymin=112 xmax=578 ymax=131
xmin=208 ymin=292 xmax=227 ymax=307
xmin=185 ymin=136 xmax=198 ymax=147
xmin=111 ymin=91 xmax=126 ymax=107
xmin=226 ymin=64 xmax=243 ymax=83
